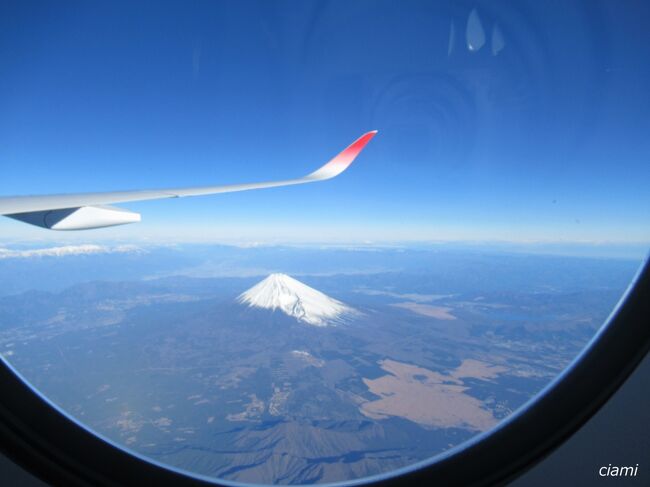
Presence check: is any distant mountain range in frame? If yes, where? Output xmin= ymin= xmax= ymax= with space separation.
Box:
xmin=237 ymin=273 xmax=355 ymax=326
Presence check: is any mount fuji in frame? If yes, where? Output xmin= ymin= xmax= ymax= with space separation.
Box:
xmin=237 ymin=273 xmax=356 ymax=326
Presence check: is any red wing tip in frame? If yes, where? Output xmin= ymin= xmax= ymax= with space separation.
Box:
xmin=353 ymin=130 xmax=378 ymax=151
xmin=353 ymin=130 xmax=378 ymax=148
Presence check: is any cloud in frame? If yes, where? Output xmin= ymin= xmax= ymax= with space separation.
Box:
xmin=0 ymin=244 xmax=144 ymax=259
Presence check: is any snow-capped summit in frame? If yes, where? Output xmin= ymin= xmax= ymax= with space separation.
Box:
xmin=237 ymin=273 xmax=355 ymax=326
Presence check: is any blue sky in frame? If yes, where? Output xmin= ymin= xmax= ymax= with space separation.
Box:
xmin=1 ymin=1 xmax=649 ymax=246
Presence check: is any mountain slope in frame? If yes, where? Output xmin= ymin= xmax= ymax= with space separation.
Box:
xmin=237 ymin=273 xmax=354 ymax=326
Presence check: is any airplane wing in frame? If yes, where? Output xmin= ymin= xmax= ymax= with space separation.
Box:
xmin=0 ymin=131 xmax=377 ymax=231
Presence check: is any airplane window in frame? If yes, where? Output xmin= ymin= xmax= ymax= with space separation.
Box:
xmin=0 ymin=2 xmax=648 ymax=485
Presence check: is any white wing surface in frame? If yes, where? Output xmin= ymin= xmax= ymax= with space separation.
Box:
xmin=0 ymin=131 xmax=377 ymax=230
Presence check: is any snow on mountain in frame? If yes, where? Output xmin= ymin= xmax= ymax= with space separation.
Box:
xmin=237 ymin=273 xmax=355 ymax=326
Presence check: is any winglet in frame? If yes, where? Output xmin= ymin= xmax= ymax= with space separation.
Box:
xmin=307 ymin=130 xmax=378 ymax=180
